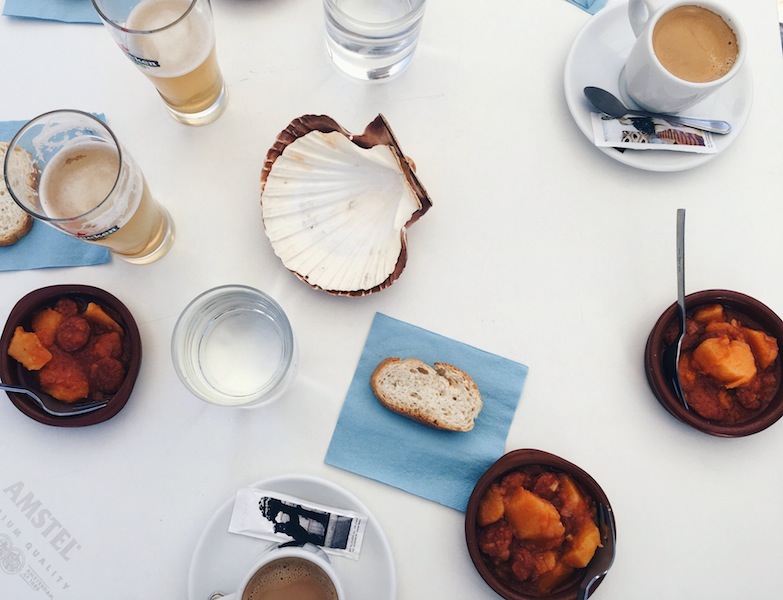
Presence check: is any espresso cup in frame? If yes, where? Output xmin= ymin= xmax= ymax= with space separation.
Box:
xmin=624 ymin=0 xmax=745 ymax=113
xmin=212 ymin=543 xmax=344 ymax=600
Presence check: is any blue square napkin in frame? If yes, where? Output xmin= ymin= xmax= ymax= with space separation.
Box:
xmin=566 ymin=0 xmax=609 ymax=15
xmin=3 ymin=0 xmax=101 ymax=24
xmin=326 ymin=313 xmax=528 ymax=512
xmin=0 ymin=119 xmax=111 ymax=271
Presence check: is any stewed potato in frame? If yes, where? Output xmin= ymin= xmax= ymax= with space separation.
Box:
xmin=675 ymin=303 xmax=780 ymax=423
xmin=6 ymin=298 xmax=129 ymax=403
xmin=477 ymin=468 xmax=601 ymax=594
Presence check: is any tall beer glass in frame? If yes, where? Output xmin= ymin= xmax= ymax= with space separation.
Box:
xmin=4 ymin=110 xmax=174 ymax=264
xmin=92 ymin=0 xmax=227 ymax=126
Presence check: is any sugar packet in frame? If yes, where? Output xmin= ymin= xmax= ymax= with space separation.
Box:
xmin=590 ymin=112 xmax=717 ymax=153
xmin=228 ymin=488 xmax=368 ymax=559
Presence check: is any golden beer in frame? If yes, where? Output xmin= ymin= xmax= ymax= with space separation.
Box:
xmin=143 ymin=46 xmax=224 ymax=117
xmin=38 ymin=141 xmax=173 ymax=263
xmin=95 ymin=0 xmax=227 ymax=125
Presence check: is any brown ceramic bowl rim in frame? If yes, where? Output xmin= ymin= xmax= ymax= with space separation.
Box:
xmin=465 ymin=449 xmax=615 ymax=600
xmin=0 ymin=284 xmax=142 ymax=427
xmin=644 ymin=289 xmax=783 ymax=437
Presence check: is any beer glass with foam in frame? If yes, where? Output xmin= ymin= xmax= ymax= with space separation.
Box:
xmin=92 ymin=0 xmax=227 ymax=126
xmin=4 ymin=110 xmax=174 ymax=264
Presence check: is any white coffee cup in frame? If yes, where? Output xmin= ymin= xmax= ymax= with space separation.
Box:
xmin=624 ymin=0 xmax=745 ymax=113
xmin=212 ymin=542 xmax=344 ymax=600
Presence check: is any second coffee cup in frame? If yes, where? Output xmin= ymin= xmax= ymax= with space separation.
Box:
xmin=210 ymin=542 xmax=343 ymax=600
xmin=624 ymin=0 xmax=745 ymax=113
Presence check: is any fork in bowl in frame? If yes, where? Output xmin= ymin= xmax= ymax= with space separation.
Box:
xmin=0 ymin=383 xmax=108 ymax=417
xmin=577 ymin=502 xmax=617 ymax=600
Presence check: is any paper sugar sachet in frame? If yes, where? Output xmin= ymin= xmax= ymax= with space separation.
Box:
xmin=591 ymin=113 xmax=717 ymax=153
xmin=228 ymin=488 xmax=368 ymax=560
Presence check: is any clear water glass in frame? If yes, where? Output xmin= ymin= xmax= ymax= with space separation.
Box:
xmin=324 ymin=0 xmax=427 ymax=81
xmin=172 ymin=285 xmax=297 ymax=407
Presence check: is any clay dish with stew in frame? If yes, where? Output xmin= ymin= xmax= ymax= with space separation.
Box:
xmin=645 ymin=289 xmax=783 ymax=437
xmin=0 ymin=285 xmax=142 ymax=427
xmin=465 ymin=449 xmax=615 ymax=600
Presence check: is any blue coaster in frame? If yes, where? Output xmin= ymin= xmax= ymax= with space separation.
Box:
xmin=326 ymin=313 xmax=528 ymax=512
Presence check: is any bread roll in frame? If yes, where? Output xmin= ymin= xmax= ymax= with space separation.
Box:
xmin=0 ymin=141 xmax=35 ymax=246
xmin=370 ymin=357 xmax=483 ymax=431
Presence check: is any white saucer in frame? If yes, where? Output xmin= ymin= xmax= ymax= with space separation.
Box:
xmin=564 ymin=1 xmax=753 ymax=172
xmin=187 ymin=474 xmax=396 ymax=600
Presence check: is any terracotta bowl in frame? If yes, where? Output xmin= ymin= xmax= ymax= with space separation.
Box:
xmin=644 ymin=289 xmax=783 ymax=437
xmin=465 ymin=449 xmax=615 ymax=600
xmin=0 ymin=285 xmax=142 ymax=427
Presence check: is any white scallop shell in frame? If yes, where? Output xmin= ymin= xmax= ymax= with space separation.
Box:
xmin=260 ymin=115 xmax=432 ymax=296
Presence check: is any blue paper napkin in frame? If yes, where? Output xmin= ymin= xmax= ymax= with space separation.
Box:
xmin=0 ymin=119 xmax=110 ymax=271
xmin=3 ymin=0 xmax=101 ymax=24
xmin=326 ymin=313 xmax=528 ymax=512
xmin=566 ymin=0 xmax=609 ymax=15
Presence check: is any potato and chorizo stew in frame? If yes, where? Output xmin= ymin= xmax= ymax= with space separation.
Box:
xmin=7 ymin=297 xmax=131 ymax=403
xmin=667 ymin=304 xmax=780 ymax=424
xmin=476 ymin=466 xmax=601 ymax=595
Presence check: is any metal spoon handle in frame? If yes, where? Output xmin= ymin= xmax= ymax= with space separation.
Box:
xmin=627 ymin=110 xmax=731 ymax=134
xmin=0 ymin=383 xmax=39 ymax=398
xmin=673 ymin=209 xmax=690 ymax=411
xmin=676 ymin=208 xmax=686 ymax=324
xmin=0 ymin=382 xmax=107 ymax=416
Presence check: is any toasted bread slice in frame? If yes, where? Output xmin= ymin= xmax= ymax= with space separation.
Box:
xmin=0 ymin=141 xmax=35 ymax=246
xmin=370 ymin=357 xmax=482 ymax=431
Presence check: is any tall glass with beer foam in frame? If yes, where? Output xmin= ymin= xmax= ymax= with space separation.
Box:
xmin=4 ymin=110 xmax=174 ymax=264
xmin=92 ymin=0 xmax=227 ymax=126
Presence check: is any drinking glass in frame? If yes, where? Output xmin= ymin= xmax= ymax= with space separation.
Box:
xmin=324 ymin=0 xmax=427 ymax=81
xmin=92 ymin=0 xmax=227 ymax=126
xmin=4 ymin=110 xmax=174 ymax=264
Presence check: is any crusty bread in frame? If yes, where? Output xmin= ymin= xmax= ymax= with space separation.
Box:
xmin=0 ymin=141 xmax=34 ymax=246
xmin=370 ymin=357 xmax=483 ymax=432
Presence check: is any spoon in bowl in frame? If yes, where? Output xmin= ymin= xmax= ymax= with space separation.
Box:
xmin=0 ymin=382 xmax=108 ymax=417
xmin=577 ymin=502 xmax=616 ymax=600
xmin=663 ymin=208 xmax=690 ymax=411
xmin=583 ymin=87 xmax=731 ymax=134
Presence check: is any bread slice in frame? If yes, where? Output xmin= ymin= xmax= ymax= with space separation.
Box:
xmin=0 ymin=141 xmax=34 ymax=246
xmin=370 ymin=357 xmax=483 ymax=432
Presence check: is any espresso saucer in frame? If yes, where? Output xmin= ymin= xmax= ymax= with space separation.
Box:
xmin=187 ymin=474 xmax=396 ymax=600
xmin=564 ymin=1 xmax=753 ymax=172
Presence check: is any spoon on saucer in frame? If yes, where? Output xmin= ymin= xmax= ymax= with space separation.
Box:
xmin=663 ymin=209 xmax=690 ymax=411
xmin=583 ymin=87 xmax=731 ymax=135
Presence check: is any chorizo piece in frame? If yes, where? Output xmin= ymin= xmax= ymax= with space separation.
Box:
xmin=89 ymin=357 xmax=125 ymax=394
xmin=55 ymin=316 xmax=91 ymax=352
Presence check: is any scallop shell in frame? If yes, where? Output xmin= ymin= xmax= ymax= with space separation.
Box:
xmin=260 ymin=114 xmax=432 ymax=296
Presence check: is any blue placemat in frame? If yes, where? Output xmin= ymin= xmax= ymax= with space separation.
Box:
xmin=3 ymin=0 xmax=101 ymax=24
xmin=326 ymin=313 xmax=528 ymax=512
xmin=0 ymin=119 xmax=111 ymax=271
xmin=565 ymin=0 xmax=609 ymax=15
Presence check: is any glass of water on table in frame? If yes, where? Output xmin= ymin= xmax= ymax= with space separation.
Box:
xmin=4 ymin=110 xmax=174 ymax=264
xmin=92 ymin=0 xmax=227 ymax=126
xmin=324 ymin=0 xmax=427 ymax=81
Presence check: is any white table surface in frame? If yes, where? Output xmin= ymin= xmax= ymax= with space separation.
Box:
xmin=1 ymin=0 xmax=783 ymax=598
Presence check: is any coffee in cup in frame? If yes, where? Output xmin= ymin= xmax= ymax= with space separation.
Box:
xmin=652 ymin=5 xmax=738 ymax=83
xmin=214 ymin=542 xmax=344 ymax=600
xmin=624 ymin=0 xmax=745 ymax=113
xmin=241 ymin=557 xmax=338 ymax=600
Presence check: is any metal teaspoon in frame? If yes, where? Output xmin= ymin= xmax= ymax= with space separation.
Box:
xmin=663 ymin=208 xmax=690 ymax=411
xmin=584 ymin=87 xmax=731 ymax=134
